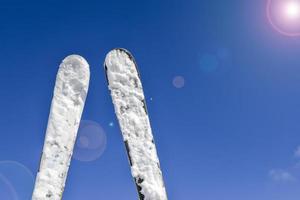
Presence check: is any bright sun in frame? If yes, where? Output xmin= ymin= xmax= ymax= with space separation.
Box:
xmin=284 ymin=1 xmax=300 ymax=20
xmin=267 ymin=0 xmax=300 ymax=36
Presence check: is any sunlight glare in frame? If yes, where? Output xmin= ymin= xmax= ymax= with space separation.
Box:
xmin=284 ymin=1 xmax=300 ymax=20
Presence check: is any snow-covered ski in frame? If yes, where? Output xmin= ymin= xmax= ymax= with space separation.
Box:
xmin=32 ymin=55 xmax=90 ymax=200
xmin=104 ymin=48 xmax=168 ymax=200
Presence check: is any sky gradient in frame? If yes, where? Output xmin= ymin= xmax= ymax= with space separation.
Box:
xmin=1 ymin=0 xmax=300 ymax=199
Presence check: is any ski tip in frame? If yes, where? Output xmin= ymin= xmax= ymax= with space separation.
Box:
xmin=59 ymin=55 xmax=90 ymax=84
xmin=62 ymin=54 xmax=90 ymax=71
xmin=104 ymin=48 xmax=135 ymax=67
xmin=103 ymin=48 xmax=132 ymax=83
xmin=114 ymin=48 xmax=135 ymax=61
xmin=104 ymin=48 xmax=141 ymax=83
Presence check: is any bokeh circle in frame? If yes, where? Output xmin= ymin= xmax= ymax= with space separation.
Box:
xmin=172 ymin=76 xmax=185 ymax=88
xmin=198 ymin=54 xmax=219 ymax=73
xmin=0 ymin=161 xmax=34 ymax=200
xmin=73 ymin=120 xmax=107 ymax=162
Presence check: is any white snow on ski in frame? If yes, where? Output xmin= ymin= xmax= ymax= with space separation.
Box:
xmin=105 ymin=49 xmax=168 ymax=200
xmin=32 ymin=55 xmax=90 ymax=200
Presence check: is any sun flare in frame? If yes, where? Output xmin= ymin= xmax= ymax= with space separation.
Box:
xmin=267 ymin=0 xmax=300 ymax=36
xmin=284 ymin=1 xmax=300 ymax=20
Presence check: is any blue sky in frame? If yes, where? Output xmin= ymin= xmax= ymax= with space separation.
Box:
xmin=1 ymin=0 xmax=300 ymax=199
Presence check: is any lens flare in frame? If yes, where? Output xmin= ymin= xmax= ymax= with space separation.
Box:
xmin=172 ymin=76 xmax=185 ymax=89
xmin=73 ymin=120 xmax=107 ymax=162
xmin=0 ymin=161 xmax=34 ymax=200
xmin=267 ymin=0 xmax=300 ymax=36
xmin=285 ymin=1 xmax=300 ymax=19
xmin=198 ymin=54 xmax=219 ymax=73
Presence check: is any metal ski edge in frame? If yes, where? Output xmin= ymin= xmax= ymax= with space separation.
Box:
xmin=104 ymin=48 xmax=146 ymax=199
xmin=104 ymin=48 xmax=147 ymax=115
xmin=103 ymin=48 xmax=167 ymax=200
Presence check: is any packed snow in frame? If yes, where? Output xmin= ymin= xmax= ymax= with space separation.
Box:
xmin=32 ymin=55 xmax=90 ymax=200
xmin=105 ymin=49 xmax=168 ymax=200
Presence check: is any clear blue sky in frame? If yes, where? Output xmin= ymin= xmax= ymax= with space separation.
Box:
xmin=1 ymin=0 xmax=300 ymax=199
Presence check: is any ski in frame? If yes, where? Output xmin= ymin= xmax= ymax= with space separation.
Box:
xmin=104 ymin=48 xmax=168 ymax=200
xmin=32 ymin=55 xmax=90 ymax=200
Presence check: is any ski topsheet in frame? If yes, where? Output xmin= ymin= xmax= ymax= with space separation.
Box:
xmin=32 ymin=55 xmax=90 ymax=200
xmin=104 ymin=49 xmax=168 ymax=200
